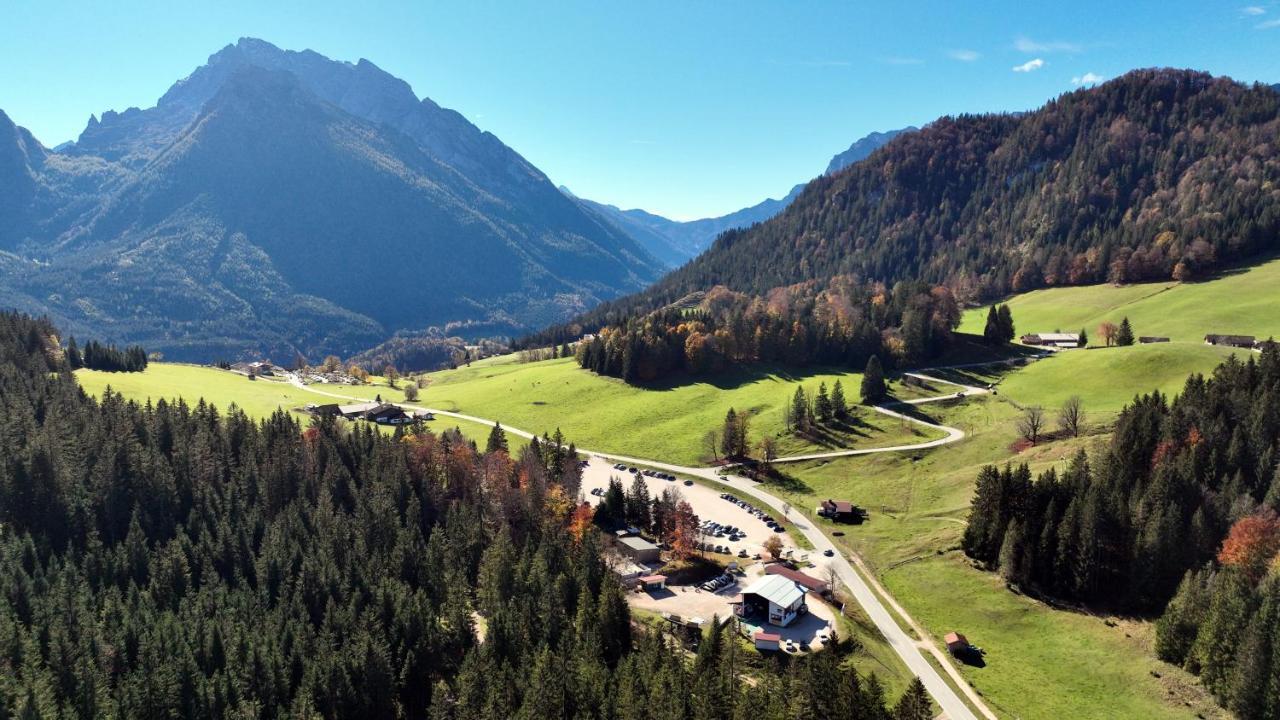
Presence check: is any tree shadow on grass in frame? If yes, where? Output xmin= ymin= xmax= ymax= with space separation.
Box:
xmin=630 ymin=363 xmax=851 ymax=393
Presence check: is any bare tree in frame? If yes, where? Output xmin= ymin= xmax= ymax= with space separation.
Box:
xmin=1098 ymin=321 xmax=1119 ymax=347
xmin=757 ymin=436 xmax=778 ymax=473
xmin=703 ymin=428 xmax=721 ymax=462
xmin=1058 ymin=396 xmax=1085 ymax=438
xmin=1017 ymin=406 xmax=1046 ymax=445
xmin=782 ymin=502 xmax=791 ymax=518
xmin=823 ymin=562 xmax=840 ymax=589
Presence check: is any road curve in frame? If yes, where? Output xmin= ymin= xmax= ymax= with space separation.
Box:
xmin=286 ymin=372 xmax=997 ymax=720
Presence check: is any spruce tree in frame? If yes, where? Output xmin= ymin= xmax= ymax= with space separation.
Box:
xmin=815 ymin=382 xmax=833 ymax=423
xmin=831 ymin=379 xmax=848 ymax=420
xmin=1117 ymin=317 xmax=1135 ymax=346
xmin=861 ymin=355 xmax=887 ymax=404
xmin=893 ymin=678 xmax=932 ymax=720
xmin=997 ymin=304 xmax=1016 ymax=343
xmin=486 ymin=422 xmax=509 ymax=453
xmin=983 ymin=306 xmax=1002 ymax=345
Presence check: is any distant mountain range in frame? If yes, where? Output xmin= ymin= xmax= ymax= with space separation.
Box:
xmin=550 ymin=69 xmax=1280 ymax=333
xmin=0 ymin=38 xmax=664 ymax=361
xmin=565 ymin=127 xmax=913 ymax=266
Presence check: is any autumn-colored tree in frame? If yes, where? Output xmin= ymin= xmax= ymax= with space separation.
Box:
xmin=1218 ymin=510 xmax=1280 ymax=582
xmin=762 ymin=534 xmax=784 ymax=560
xmin=348 ymin=364 xmax=369 ymax=383
xmin=1098 ymin=322 xmax=1119 ymax=347
xmin=670 ymin=501 xmax=700 ymax=561
xmin=322 ymin=355 xmax=342 ymax=372
xmin=384 ymin=364 xmax=400 ymax=388
xmin=756 ymin=436 xmax=778 ymax=473
xmin=568 ymin=502 xmax=595 ymax=543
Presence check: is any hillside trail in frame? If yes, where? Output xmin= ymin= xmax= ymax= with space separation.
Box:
xmin=287 ymin=367 xmax=1007 ymax=720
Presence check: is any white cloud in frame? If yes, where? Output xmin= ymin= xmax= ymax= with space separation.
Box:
xmin=1013 ymin=58 xmax=1045 ymax=73
xmin=1014 ymin=36 xmax=1082 ymax=53
xmin=880 ymin=56 xmax=925 ymax=65
xmin=1071 ymin=72 xmax=1105 ymax=85
xmin=948 ymin=49 xmax=981 ymax=62
xmin=1242 ymin=5 xmax=1266 ymax=15
xmin=1258 ymin=18 xmax=1280 ymax=27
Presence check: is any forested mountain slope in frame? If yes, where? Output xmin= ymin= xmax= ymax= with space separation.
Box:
xmin=561 ymin=70 xmax=1280 ymax=331
xmin=0 ymin=39 xmax=663 ymax=362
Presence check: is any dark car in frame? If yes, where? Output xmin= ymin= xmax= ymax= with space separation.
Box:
xmin=683 ymin=479 xmax=694 ymax=486
xmin=823 ymin=549 xmax=834 ymax=557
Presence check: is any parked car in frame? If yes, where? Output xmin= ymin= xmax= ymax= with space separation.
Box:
xmin=823 ymin=549 xmax=834 ymax=557
xmin=683 ymin=479 xmax=694 ymax=486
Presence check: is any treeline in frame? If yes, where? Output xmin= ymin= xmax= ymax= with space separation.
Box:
xmin=962 ymin=345 xmax=1280 ymax=716
xmin=571 ymin=279 xmax=960 ymax=384
xmin=0 ymin=311 xmax=911 ymax=719
xmin=66 ymin=336 xmax=148 ymax=372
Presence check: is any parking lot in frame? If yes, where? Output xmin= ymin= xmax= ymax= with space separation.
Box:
xmin=579 ymin=458 xmax=805 ymax=560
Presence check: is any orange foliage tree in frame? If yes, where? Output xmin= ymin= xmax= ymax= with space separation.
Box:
xmin=670 ymin=501 xmax=700 ymax=561
xmin=568 ymin=502 xmax=595 ymax=543
xmin=1218 ymin=509 xmax=1280 ymax=582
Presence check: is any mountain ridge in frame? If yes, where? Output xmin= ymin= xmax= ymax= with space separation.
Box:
xmin=0 ymin=38 xmax=665 ymax=361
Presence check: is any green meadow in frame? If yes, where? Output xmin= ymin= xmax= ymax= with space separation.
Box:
xmin=959 ymin=256 xmax=1280 ymax=344
xmin=74 ymin=363 xmax=494 ymax=446
xmin=401 ymin=355 xmax=944 ymax=465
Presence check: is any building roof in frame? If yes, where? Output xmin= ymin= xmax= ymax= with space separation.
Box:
xmin=338 ymin=402 xmax=381 ymax=415
xmin=741 ymin=574 xmax=804 ymax=608
xmin=945 ymin=632 xmax=968 ymax=646
xmin=1026 ymin=332 xmax=1079 ymax=342
xmin=619 ymin=536 xmax=659 ymax=552
xmin=765 ymin=564 xmax=829 ymax=592
xmin=1206 ymin=334 xmax=1256 ymax=344
xmin=823 ymin=499 xmax=856 ymax=513
xmin=753 ymin=631 xmax=782 ymax=642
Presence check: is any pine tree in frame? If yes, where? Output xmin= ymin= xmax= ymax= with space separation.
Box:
xmin=997 ymin=304 xmax=1016 ymax=343
xmin=983 ymin=306 xmax=1002 ymax=345
xmin=815 ymin=382 xmax=833 ymax=424
xmin=831 ymin=380 xmax=848 ymax=420
xmin=1116 ymin=317 xmax=1135 ymax=346
xmin=486 ymin=422 xmax=509 ymax=453
xmin=893 ymin=678 xmax=932 ymax=720
xmin=861 ymin=355 xmax=887 ymax=404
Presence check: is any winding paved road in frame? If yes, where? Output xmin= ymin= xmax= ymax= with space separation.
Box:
xmin=288 ymin=371 xmax=998 ymax=720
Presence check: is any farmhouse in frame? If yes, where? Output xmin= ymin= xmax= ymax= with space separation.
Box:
xmin=305 ymin=403 xmax=342 ymax=417
xmin=1019 ymin=332 xmax=1081 ymax=348
xmin=1204 ymin=334 xmax=1257 ymax=348
xmin=735 ymin=574 xmax=806 ymax=627
xmin=765 ymin=563 xmax=831 ymax=595
xmin=337 ymin=402 xmax=410 ymax=424
xmin=1139 ymin=336 xmax=1171 ymax=344
xmin=818 ymin=499 xmax=865 ymax=523
xmin=617 ymin=536 xmax=661 ymax=564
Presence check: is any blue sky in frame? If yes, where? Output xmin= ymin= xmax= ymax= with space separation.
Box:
xmin=2 ymin=1 xmax=1278 ymax=219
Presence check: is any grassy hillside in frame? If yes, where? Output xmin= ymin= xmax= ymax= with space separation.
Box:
xmin=74 ymin=364 xmax=493 ymax=446
xmin=996 ymin=343 xmax=1242 ymax=415
xmin=762 ymin=398 xmax=1225 ymax=720
xmin=959 ymin=256 xmax=1280 ymax=344
xmin=403 ymin=356 xmax=944 ymax=465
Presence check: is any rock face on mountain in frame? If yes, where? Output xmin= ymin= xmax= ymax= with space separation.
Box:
xmin=0 ymin=39 xmax=663 ymax=361
xmin=824 ymin=128 xmax=914 ymax=175
xmin=570 ymin=127 xmax=911 ymax=267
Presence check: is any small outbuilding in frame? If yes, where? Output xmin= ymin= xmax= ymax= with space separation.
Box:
xmin=639 ymin=575 xmax=667 ymax=591
xmin=618 ymin=536 xmax=661 ymax=563
xmin=1139 ymin=336 xmax=1170 ymax=344
xmin=945 ymin=632 xmax=971 ymax=656
xmin=819 ymin=499 xmax=865 ymax=524
xmin=753 ymin=631 xmax=782 ymax=651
